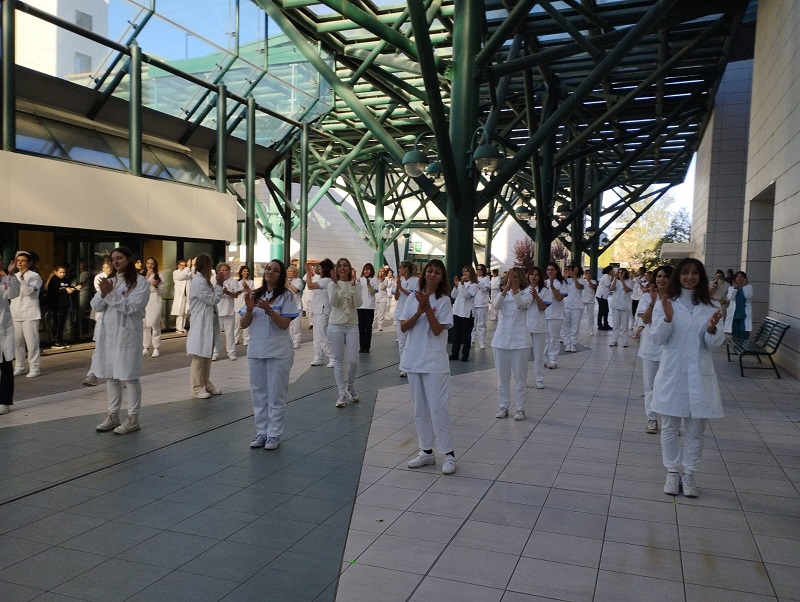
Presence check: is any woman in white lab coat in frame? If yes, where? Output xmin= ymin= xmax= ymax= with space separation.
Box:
xmin=170 ymin=259 xmax=192 ymax=333
xmin=142 ymin=257 xmax=163 ymax=358
xmin=92 ymin=247 xmax=150 ymax=435
xmin=650 ymin=258 xmax=724 ymax=499
xmin=491 ymin=267 xmax=532 ymax=420
xmin=723 ymin=271 xmax=753 ymax=341
xmin=0 ymin=258 xmax=20 ymax=414
xmin=186 ymin=254 xmax=225 ymax=399
xmin=526 ymin=266 xmax=552 ymax=390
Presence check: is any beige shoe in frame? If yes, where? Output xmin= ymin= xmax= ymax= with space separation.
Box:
xmin=194 ymin=391 xmax=211 ymax=399
xmin=0 ymin=404 xmax=10 ymax=415
xmin=96 ymin=412 xmax=120 ymax=431
xmin=114 ymin=414 xmax=140 ymax=435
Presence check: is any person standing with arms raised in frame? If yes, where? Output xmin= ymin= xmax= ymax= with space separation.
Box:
xmin=394 ymin=261 xmax=419 ymax=376
xmin=186 ymin=254 xmax=225 ymax=399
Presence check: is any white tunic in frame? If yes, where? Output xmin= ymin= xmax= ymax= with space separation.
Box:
xmin=144 ymin=275 xmax=163 ymax=329
xmin=609 ymin=278 xmax=632 ymax=310
xmin=309 ymin=276 xmax=331 ymax=315
xmin=399 ymin=293 xmax=454 ymax=374
xmin=89 ymin=274 xmax=149 ymax=381
xmin=186 ymin=274 xmax=223 ymax=357
xmin=650 ymin=298 xmax=725 ymax=419
xmin=1 ymin=275 xmax=21 ymax=361
xmin=217 ymin=278 xmax=240 ymax=317
xmin=526 ymin=286 xmax=552 ymax=334
xmin=170 ymin=267 xmax=192 ymax=316
xmin=450 ymin=281 xmax=478 ymax=318
xmin=245 ymin=290 xmax=299 ymax=359
xmin=395 ymin=276 xmax=419 ymax=317
xmin=491 ymin=289 xmax=532 ymax=349
xmin=723 ymin=284 xmax=754 ymax=334
xmin=544 ymin=279 xmax=568 ymax=320
xmin=10 ymin=270 xmax=42 ymax=321
xmin=234 ymin=278 xmax=255 ymax=314
xmin=474 ymin=276 xmax=491 ymax=308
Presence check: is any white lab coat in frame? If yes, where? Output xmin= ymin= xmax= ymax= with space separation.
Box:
xmin=10 ymin=270 xmax=42 ymax=321
xmin=89 ymin=274 xmax=149 ymax=381
xmin=186 ymin=274 xmax=223 ymax=358
xmin=171 ymin=267 xmax=192 ymax=316
xmin=723 ymin=284 xmax=753 ymax=334
xmin=1 ymin=275 xmax=21 ymax=361
xmin=491 ymin=289 xmax=532 ymax=349
xmin=144 ymin=275 xmax=163 ymax=329
xmin=649 ymin=299 xmax=725 ymax=419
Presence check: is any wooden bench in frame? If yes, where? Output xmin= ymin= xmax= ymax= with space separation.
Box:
xmin=726 ymin=317 xmax=791 ymax=378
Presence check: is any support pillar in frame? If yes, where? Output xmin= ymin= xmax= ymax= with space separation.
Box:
xmin=129 ymin=42 xmax=142 ymax=177
xmin=484 ymin=200 xmax=495 ymax=267
xmin=374 ymin=156 xmax=386 ymax=268
xmin=282 ymin=155 xmax=292 ymax=266
xmin=216 ymin=84 xmax=227 ymax=194
xmin=299 ymin=122 xmax=309 ymax=272
xmin=445 ymin=0 xmax=481 ymax=275
xmin=1 ymin=0 xmax=15 ymax=151
xmin=245 ymin=96 xmax=256 ymax=268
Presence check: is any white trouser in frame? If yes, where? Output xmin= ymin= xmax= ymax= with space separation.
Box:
xmin=175 ymin=314 xmax=187 ymax=332
xmin=494 ymin=348 xmax=529 ymax=411
xmin=287 ymin=313 xmax=300 ymax=347
xmin=396 ymin=321 xmax=408 ymax=360
xmin=249 ymin=355 xmax=292 ymax=438
xmin=489 ymin=292 xmax=499 ymax=319
xmin=374 ymin=299 xmax=388 ymax=329
xmin=217 ymin=314 xmax=236 ymax=356
xmin=660 ymin=414 xmax=707 ymax=474
xmin=312 ymin=311 xmax=332 ymax=361
xmin=563 ymin=306 xmax=584 ymax=348
xmin=107 ymin=378 xmax=141 ymax=415
xmin=328 ymin=324 xmax=359 ymax=397
xmin=583 ymin=302 xmax=595 ymax=334
xmin=143 ymin=323 xmax=161 ymax=351
xmin=530 ymin=332 xmax=547 ymax=381
xmin=545 ymin=319 xmax=563 ymax=363
xmin=13 ymin=320 xmax=40 ymax=372
xmin=611 ymin=309 xmax=630 ymax=345
xmin=234 ymin=313 xmax=251 ymax=345
xmin=408 ymin=371 xmax=454 ymax=454
xmin=642 ymin=358 xmax=659 ymax=421
xmin=472 ymin=306 xmax=488 ymax=345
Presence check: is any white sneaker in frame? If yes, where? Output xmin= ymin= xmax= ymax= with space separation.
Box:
xmin=114 ymin=414 xmax=140 ymax=435
xmin=664 ymin=472 xmax=681 ymax=496
xmin=645 ymin=419 xmax=658 ymax=434
xmin=26 ymin=371 xmax=40 ymax=378
xmin=346 ymin=385 xmax=359 ymax=403
xmin=264 ymin=437 xmax=280 ymax=450
xmin=441 ymin=457 xmax=456 ymax=475
xmin=310 ymin=359 xmax=324 ymax=366
xmin=408 ymin=451 xmax=436 ymax=468
xmin=681 ymin=473 xmax=699 ymax=497
xmin=82 ymin=374 xmax=98 ymax=387
xmin=399 ymin=371 xmax=407 ymax=377
xmin=142 ymin=348 xmax=149 ymax=356
xmin=496 ymin=407 xmax=509 ymax=419
xmin=0 ymin=404 xmax=10 ymax=415
xmin=211 ymin=353 xmax=219 ymax=361
xmin=514 ymin=409 xmax=525 ymax=421
xmin=250 ymin=433 xmax=267 ymax=448
xmin=536 ymin=380 xmax=544 ymax=389
xmin=13 ymin=368 xmax=26 ymax=376
xmin=151 ymin=349 xmax=160 ymax=358
xmin=228 ymin=354 xmax=237 ymax=361
xmin=479 ymin=342 xmax=485 ymax=349
xmin=96 ymin=412 xmax=120 ymax=431
xmin=335 ymin=396 xmax=347 ymax=408
xmin=327 ymin=360 xmax=335 ymax=368
xmin=194 ymin=391 xmax=211 ymax=399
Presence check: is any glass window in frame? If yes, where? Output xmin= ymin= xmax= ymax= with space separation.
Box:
xmin=16 ymin=115 xmax=69 ymax=159
xmin=42 ymin=121 xmax=127 ymax=170
xmin=75 ymin=10 xmax=93 ymax=32
xmin=150 ymin=147 xmax=214 ymax=188
xmin=74 ymin=52 xmax=93 ymax=74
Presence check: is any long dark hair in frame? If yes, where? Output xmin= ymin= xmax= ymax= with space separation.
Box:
xmin=546 ymin=262 xmax=565 ymax=284
xmin=419 ymin=259 xmax=449 ymax=298
xmin=460 ymin=265 xmax=478 ymax=283
xmin=667 ymin=258 xmax=711 ymax=305
xmin=145 ymin=257 xmax=161 ymax=284
xmin=238 ymin=265 xmax=251 ymax=281
xmin=194 ymin=254 xmax=214 ymax=286
xmin=528 ymin=266 xmax=545 ymax=292
xmin=361 ymin=263 xmax=375 ymax=278
xmin=252 ymin=260 xmax=287 ymax=300
xmin=110 ymin=247 xmax=139 ymax=291
xmin=318 ymin=258 xmax=334 ymax=279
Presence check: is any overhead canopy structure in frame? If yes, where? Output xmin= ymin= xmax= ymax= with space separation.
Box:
xmin=255 ymin=0 xmax=755 ymax=269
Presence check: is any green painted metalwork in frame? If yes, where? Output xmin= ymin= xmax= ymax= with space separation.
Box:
xmin=129 ymin=43 xmax=142 ymax=177
xmin=2 ymin=0 xmax=15 ymax=151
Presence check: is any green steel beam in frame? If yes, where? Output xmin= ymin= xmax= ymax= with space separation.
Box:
xmin=482 ymin=0 xmax=680 ymax=201
xmin=128 ymin=42 xmax=142 ymax=177
xmin=216 ymin=83 xmax=227 ymax=194
xmin=245 ymin=96 xmax=257 ymax=268
xmin=2 ymin=0 xmax=15 ymax=151
xmin=299 ymin=121 xmax=309 ymax=271
xmin=474 ymin=0 xmax=538 ymax=72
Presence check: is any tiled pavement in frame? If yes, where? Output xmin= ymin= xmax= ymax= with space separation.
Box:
xmin=0 ymin=321 xmax=798 ymax=601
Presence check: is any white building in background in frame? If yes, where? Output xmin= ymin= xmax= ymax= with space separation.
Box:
xmin=16 ymin=0 xmax=109 ymax=79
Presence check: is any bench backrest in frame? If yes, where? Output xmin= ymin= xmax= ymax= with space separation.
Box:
xmin=757 ymin=317 xmax=791 ymax=353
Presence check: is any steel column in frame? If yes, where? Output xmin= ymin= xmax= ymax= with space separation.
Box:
xmin=1 ymin=0 xmax=15 ymax=151
xmin=374 ymin=156 xmax=386 ymax=269
xmin=283 ymin=156 xmax=293 ymax=266
xmin=445 ymin=0 xmax=481 ymax=276
xmin=216 ymin=84 xmax=227 ymax=194
xmin=245 ymin=96 xmax=256 ymax=268
xmin=129 ymin=42 xmax=142 ymax=177
xmin=299 ymin=121 xmax=309 ymax=272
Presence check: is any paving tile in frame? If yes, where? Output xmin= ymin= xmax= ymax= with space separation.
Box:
xmin=408 ymin=491 xmax=480 ymax=519
xmin=684 ymin=583 xmax=777 ymax=602
xmin=7 ymin=511 xmax=106 ymax=545
xmin=334 ymin=563 xmax=422 ymax=602
xmin=0 ymin=547 xmax=106 ymax=591
xmin=126 ymin=570 xmax=239 ymax=602
xmin=356 ymin=484 xmax=425 ymax=511
xmin=507 ymin=557 xmax=597 ymax=601
xmin=358 ymin=533 xmax=446 ymax=574
xmin=347 ymin=504 xmax=404 ymax=534
xmin=289 ymin=523 xmax=350 ymax=559
xmin=521 ymin=530 xmax=602 ymax=568
xmin=52 ymin=557 xmax=171 ymax=602
xmin=609 ymin=495 xmax=677 ymax=524
xmin=469 ymin=498 xmax=542 ymax=529
xmin=180 ymin=540 xmax=280 ymax=582
xmin=452 ymin=520 xmax=532 ymax=555
xmin=0 ymin=580 xmax=43 ymax=602
xmin=534 ymin=507 xmax=607 ymax=540
xmin=246 ymin=551 xmax=341 ymax=598
xmin=117 ymin=530 xmax=219 ymax=569
xmin=484 ymin=482 xmax=549 ymax=506
xmin=676 ymin=504 xmax=751 ymax=532
xmin=600 ymin=540 xmax=683 ymax=581
xmin=409 ymin=576 xmax=504 ymax=602
xmin=543 ymin=487 xmax=610 ymax=514
xmin=431 ymin=545 xmax=518 ymax=589
xmin=681 ymin=552 xmax=774 ymax=596
xmin=116 ymin=498 xmax=204 ymax=529
xmin=384 ymin=511 xmax=465 ymax=544
xmin=679 ymin=524 xmax=761 ymax=561
xmin=594 ymin=569 xmax=685 ymax=602
xmin=0 ymin=535 xmax=49 ymax=571
xmin=766 ymin=562 xmax=800 ymax=600
xmin=60 ymin=520 xmax=161 ymax=557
